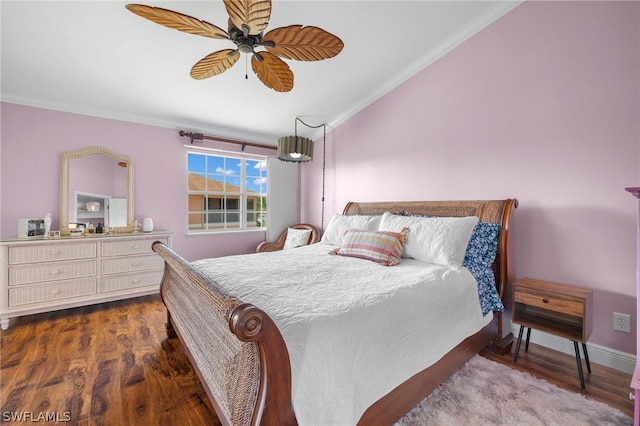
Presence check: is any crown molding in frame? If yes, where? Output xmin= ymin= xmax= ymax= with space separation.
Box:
xmin=1 ymin=96 xmax=279 ymax=146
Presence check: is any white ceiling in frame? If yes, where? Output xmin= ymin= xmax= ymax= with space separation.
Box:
xmin=1 ymin=1 xmax=521 ymax=144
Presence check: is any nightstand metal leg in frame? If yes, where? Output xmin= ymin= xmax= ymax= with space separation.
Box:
xmin=573 ymin=341 xmax=586 ymax=389
xmin=582 ymin=342 xmax=591 ymax=374
xmin=513 ymin=326 xmax=590 ymax=388
xmin=525 ymin=327 xmax=532 ymax=352
xmin=514 ymin=325 xmax=525 ymax=363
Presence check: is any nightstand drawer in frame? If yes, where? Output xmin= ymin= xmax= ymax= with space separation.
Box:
xmin=514 ymin=291 xmax=584 ymax=317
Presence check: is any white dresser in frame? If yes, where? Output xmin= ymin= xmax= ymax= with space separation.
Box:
xmin=0 ymin=231 xmax=172 ymax=329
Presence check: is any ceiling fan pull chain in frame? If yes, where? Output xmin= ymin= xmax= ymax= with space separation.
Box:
xmin=245 ymin=55 xmax=248 ymax=80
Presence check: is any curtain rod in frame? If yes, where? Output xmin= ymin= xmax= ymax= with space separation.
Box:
xmin=178 ymin=130 xmax=276 ymax=151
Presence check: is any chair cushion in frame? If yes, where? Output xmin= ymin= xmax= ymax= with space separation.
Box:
xmin=284 ymin=228 xmax=312 ymax=249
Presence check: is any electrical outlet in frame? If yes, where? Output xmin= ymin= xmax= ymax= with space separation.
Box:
xmin=613 ymin=312 xmax=631 ymax=333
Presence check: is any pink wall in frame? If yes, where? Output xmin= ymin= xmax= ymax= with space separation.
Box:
xmin=0 ymin=103 xmax=270 ymax=261
xmin=301 ymin=1 xmax=640 ymax=354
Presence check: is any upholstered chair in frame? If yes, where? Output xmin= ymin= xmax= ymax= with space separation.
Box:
xmin=256 ymin=223 xmax=319 ymax=252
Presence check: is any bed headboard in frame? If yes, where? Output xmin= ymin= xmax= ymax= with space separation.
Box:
xmin=342 ymin=199 xmax=518 ymax=304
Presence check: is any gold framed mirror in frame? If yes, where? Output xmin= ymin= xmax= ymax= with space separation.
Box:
xmin=60 ymin=146 xmax=134 ymax=236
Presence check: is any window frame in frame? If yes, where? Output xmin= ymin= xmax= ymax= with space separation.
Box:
xmin=187 ymin=150 xmax=268 ymax=234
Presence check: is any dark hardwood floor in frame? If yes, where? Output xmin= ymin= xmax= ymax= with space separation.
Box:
xmin=481 ymin=342 xmax=634 ymax=419
xmin=1 ymin=295 xmax=634 ymax=425
xmin=1 ymin=295 xmax=219 ymax=426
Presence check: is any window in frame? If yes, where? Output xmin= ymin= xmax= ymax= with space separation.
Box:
xmin=187 ymin=152 xmax=267 ymax=232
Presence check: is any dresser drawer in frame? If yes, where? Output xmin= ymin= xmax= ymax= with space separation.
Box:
xmin=514 ymin=290 xmax=584 ymax=317
xmin=8 ymin=242 xmax=97 ymax=265
xmin=101 ymin=237 xmax=168 ymax=257
xmin=9 ymin=261 xmax=97 ymax=286
xmin=9 ymin=279 xmax=97 ymax=306
xmin=101 ymin=270 xmax=164 ymax=293
xmin=101 ymin=254 xmax=164 ymax=275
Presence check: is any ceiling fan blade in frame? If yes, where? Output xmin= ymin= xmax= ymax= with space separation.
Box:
xmin=223 ymin=0 xmax=271 ymax=36
xmin=126 ymin=4 xmax=228 ymax=39
xmin=264 ymin=25 xmax=344 ymax=61
xmin=191 ymin=49 xmax=240 ymax=80
xmin=251 ymin=52 xmax=293 ymax=92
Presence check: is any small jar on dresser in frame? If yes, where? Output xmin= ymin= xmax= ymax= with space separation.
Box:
xmin=0 ymin=231 xmax=172 ymax=330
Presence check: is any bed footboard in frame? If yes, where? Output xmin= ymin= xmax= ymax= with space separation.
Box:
xmin=152 ymin=241 xmax=297 ymax=426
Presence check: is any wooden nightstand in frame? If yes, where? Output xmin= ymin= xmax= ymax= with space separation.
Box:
xmin=512 ymin=277 xmax=593 ymax=388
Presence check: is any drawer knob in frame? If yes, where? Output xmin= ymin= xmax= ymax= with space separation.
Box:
xmin=542 ymin=298 xmax=549 ymax=303
xmin=51 ymin=270 xmax=60 ymax=275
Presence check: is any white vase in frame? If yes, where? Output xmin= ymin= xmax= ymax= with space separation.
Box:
xmin=44 ymin=213 xmax=52 ymax=237
xmin=142 ymin=217 xmax=154 ymax=233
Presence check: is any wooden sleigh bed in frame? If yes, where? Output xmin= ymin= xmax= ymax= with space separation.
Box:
xmin=152 ymin=199 xmax=518 ymax=425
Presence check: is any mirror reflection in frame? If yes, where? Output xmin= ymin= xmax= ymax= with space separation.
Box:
xmin=69 ymin=154 xmax=127 ymax=227
xmin=60 ymin=147 xmax=134 ymax=235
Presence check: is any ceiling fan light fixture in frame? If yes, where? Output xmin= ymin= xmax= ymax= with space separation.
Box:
xmin=277 ymin=135 xmax=313 ymax=162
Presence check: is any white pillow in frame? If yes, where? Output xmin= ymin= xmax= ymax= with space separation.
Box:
xmin=378 ymin=212 xmax=479 ymax=267
xmin=283 ymin=228 xmax=312 ymax=249
xmin=320 ymin=214 xmax=381 ymax=246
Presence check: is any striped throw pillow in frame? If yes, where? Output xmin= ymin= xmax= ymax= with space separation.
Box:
xmin=330 ymin=227 xmax=408 ymax=266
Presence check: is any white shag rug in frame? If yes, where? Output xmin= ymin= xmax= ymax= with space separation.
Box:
xmin=395 ymin=355 xmax=633 ymax=426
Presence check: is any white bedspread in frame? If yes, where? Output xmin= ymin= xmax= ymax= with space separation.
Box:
xmin=192 ymin=243 xmax=492 ymax=426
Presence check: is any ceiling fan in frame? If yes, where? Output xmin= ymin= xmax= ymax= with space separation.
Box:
xmin=126 ymin=0 xmax=344 ymax=92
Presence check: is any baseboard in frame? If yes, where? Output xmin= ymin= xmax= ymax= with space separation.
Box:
xmin=510 ymin=324 xmax=636 ymax=374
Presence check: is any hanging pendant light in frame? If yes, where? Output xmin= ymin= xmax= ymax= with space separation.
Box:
xmin=277 ymin=118 xmax=327 ymax=231
xmin=277 ymin=118 xmax=318 ymax=162
xmin=277 ymin=135 xmax=314 ymax=162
